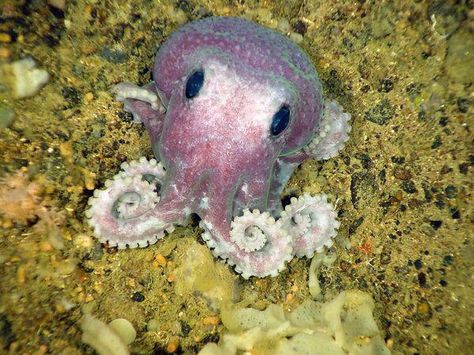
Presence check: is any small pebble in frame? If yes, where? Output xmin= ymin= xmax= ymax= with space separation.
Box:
xmin=81 ymin=314 xmax=128 ymax=355
xmin=0 ymin=107 xmax=15 ymax=129
xmin=442 ymin=255 xmax=454 ymax=266
xmin=59 ymin=141 xmax=73 ymax=161
xmin=459 ymin=162 xmax=469 ymax=174
xmin=378 ymin=78 xmax=393 ymax=93
xmin=429 ymin=220 xmax=442 ymax=229
xmin=165 ymin=6 xmax=187 ymax=26
xmin=457 ymin=97 xmax=469 ymax=113
xmin=440 ymin=165 xmax=452 ymax=175
xmin=127 ymin=279 xmax=136 ymax=288
xmin=57 ymin=259 xmax=77 ymax=275
xmin=393 ymin=167 xmax=412 ymax=180
xmin=401 ymin=180 xmax=417 ymax=194
xmin=147 ymin=319 xmax=160 ymax=331
xmin=285 ymin=293 xmax=295 ymax=303
xmin=391 ymin=156 xmax=405 ymax=164
xmin=202 ymin=316 xmax=220 ymax=326
xmin=48 ymin=230 xmax=65 ymax=249
xmin=83 ymin=170 xmax=96 ymax=190
xmin=289 ymin=32 xmax=303 ymax=44
xmin=364 ymin=99 xmax=394 ymax=125
xmin=39 ymin=241 xmax=53 ymax=252
xmin=154 ymin=254 xmax=167 ymax=267
xmin=292 ymin=20 xmax=307 ymax=35
xmin=11 ymin=58 xmax=50 ymax=98
xmin=62 ymin=86 xmax=82 ymax=106
xmin=255 ymin=8 xmax=273 ymax=22
xmin=431 ymin=136 xmax=442 ymax=149
xmin=444 ymin=185 xmax=457 ymax=198
xmin=450 ymin=208 xmax=461 ymax=219
xmin=414 ymin=259 xmax=423 ymax=269
xmin=85 ymin=294 xmax=94 ymax=302
xmin=84 ymin=92 xmax=94 ymax=102
xmin=418 ymin=272 xmax=427 ymax=287
xmin=74 ymin=234 xmax=95 ymax=249
xmin=277 ymin=19 xmax=291 ymax=33
xmin=131 ymin=292 xmax=145 ymax=302
xmin=48 ymin=0 xmax=66 ymax=10
xmin=0 ymin=33 xmax=11 ymax=43
xmin=446 ymin=28 xmax=474 ymax=84
xmin=17 ymin=265 xmax=26 ymax=284
xmin=0 ymin=47 xmax=11 ymax=59
xmin=166 ymin=336 xmax=180 ymax=353
xmin=416 ymin=300 xmax=432 ymax=319
xmin=56 ymin=297 xmax=75 ymax=312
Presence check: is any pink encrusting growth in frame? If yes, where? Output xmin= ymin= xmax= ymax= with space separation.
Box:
xmin=86 ymin=17 xmax=352 ymax=278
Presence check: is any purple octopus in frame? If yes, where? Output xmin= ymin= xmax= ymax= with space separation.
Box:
xmin=86 ymin=17 xmax=351 ymax=278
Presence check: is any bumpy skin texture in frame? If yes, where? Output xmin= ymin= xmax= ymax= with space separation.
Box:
xmin=87 ymin=17 xmax=351 ymax=278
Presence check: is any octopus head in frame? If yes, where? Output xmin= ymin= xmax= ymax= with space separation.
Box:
xmin=157 ymin=50 xmax=320 ymax=191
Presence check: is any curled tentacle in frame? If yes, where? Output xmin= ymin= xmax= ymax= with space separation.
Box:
xmin=304 ymin=100 xmax=351 ymax=160
xmin=230 ymin=210 xmax=269 ymax=252
xmin=113 ymin=82 xmax=165 ymax=114
xmin=119 ymin=157 xmax=166 ymax=186
xmin=85 ymin=175 xmax=173 ymax=249
xmin=280 ymin=193 xmax=339 ymax=258
xmin=226 ymin=209 xmax=293 ymax=279
xmin=112 ymin=83 xmax=166 ymax=145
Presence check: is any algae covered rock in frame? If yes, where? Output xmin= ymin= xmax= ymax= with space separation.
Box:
xmin=173 ymin=241 xmax=239 ymax=311
xmin=445 ymin=28 xmax=474 ymax=84
xmin=0 ymin=106 xmax=15 ymax=129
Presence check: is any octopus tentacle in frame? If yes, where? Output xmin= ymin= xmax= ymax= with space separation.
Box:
xmin=227 ymin=209 xmax=293 ymax=279
xmin=199 ymin=220 xmax=235 ymax=263
xmin=280 ymin=193 xmax=339 ymax=258
xmin=113 ymin=82 xmax=165 ymax=113
xmin=119 ymin=157 xmax=166 ymax=184
xmin=112 ymin=82 xmax=166 ymax=148
xmin=304 ymin=100 xmax=351 ymax=160
xmin=85 ymin=174 xmax=173 ymax=249
xmin=230 ymin=210 xmax=269 ymax=252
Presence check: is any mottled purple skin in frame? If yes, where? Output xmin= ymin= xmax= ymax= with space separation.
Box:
xmin=111 ymin=17 xmax=331 ymax=276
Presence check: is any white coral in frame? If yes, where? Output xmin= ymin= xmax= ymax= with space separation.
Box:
xmin=11 ymin=58 xmax=50 ymax=99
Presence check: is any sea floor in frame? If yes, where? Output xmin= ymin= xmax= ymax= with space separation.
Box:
xmin=0 ymin=0 xmax=472 ymax=354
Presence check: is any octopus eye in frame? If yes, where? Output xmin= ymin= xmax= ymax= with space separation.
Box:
xmin=185 ymin=70 xmax=204 ymax=99
xmin=270 ymin=105 xmax=290 ymax=136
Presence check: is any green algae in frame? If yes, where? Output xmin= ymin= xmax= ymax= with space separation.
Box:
xmin=0 ymin=0 xmax=472 ymax=354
